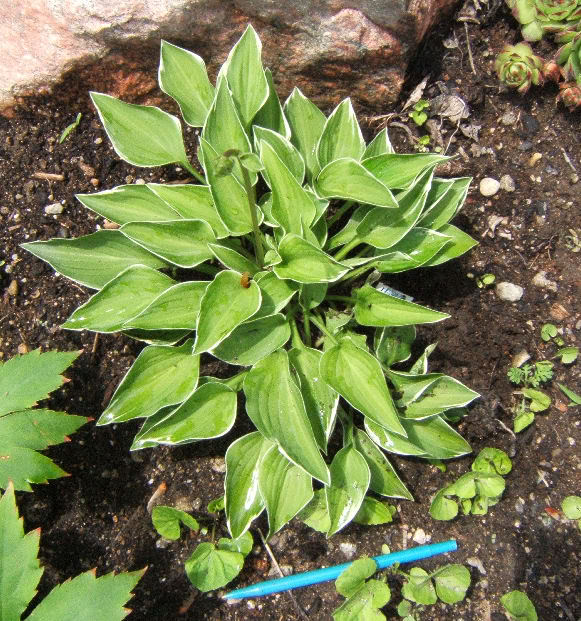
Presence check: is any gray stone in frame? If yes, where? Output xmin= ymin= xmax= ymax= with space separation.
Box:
xmin=1 ymin=0 xmax=460 ymax=114
xmin=495 ymin=282 xmax=524 ymax=302
xmin=499 ymin=174 xmax=516 ymax=192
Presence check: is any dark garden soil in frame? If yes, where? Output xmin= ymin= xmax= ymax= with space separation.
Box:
xmin=1 ymin=8 xmax=580 ymax=621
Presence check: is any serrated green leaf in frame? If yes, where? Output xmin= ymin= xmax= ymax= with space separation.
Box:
xmin=91 ymin=92 xmax=192 ymax=171
xmin=500 ymin=590 xmax=538 ymax=621
xmin=76 ymin=184 xmax=180 ymax=224
xmin=326 ymin=445 xmax=370 ymax=536
xmin=193 ymin=270 xmax=261 ymax=354
xmin=402 ymin=567 xmax=437 ymax=605
xmin=213 ymin=313 xmax=290 ymax=366
xmin=27 ymin=568 xmax=145 ymax=621
xmin=223 ymin=25 xmax=268 ymax=130
xmin=274 ymin=234 xmax=349 ymax=283
xmin=320 ymin=339 xmax=406 ymax=437
xmin=225 ymin=432 xmax=271 ymax=538
xmin=147 ymin=183 xmax=229 ymax=238
xmin=554 ymin=346 xmax=579 ymax=364
xmin=99 ymin=340 xmax=200 ymax=424
xmin=289 ymin=346 xmax=339 ymax=453
xmin=353 ymin=429 xmax=413 ymax=499
xmin=0 ymin=349 xmax=80 ymax=416
xmin=362 ymin=153 xmax=447 ymax=189
xmin=259 ymin=445 xmax=313 ymax=538
xmin=0 ymin=483 xmax=43 ymax=618
xmin=317 ymin=98 xmax=365 ymax=168
xmin=475 ymin=473 xmax=505 ymax=498
xmin=333 ymin=583 xmax=389 ymax=621
xmin=355 ymin=285 xmax=449 ymax=328
xmin=432 ymin=564 xmax=470 ymax=604
xmin=120 ymin=219 xmax=215 ymax=268
xmin=253 ymin=68 xmax=291 ymax=139
xmin=284 ymin=87 xmax=326 ymax=183
xmin=124 ymin=281 xmax=208 ymax=331
xmin=159 ymin=40 xmax=215 ymax=127
xmin=336 ymin=557 xmax=377 ymax=598
xmin=185 ymin=542 xmax=243 ymax=592
xmin=244 ymin=350 xmax=330 ymax=485
xmin=22 ymin=230 xmax=168 ymax=290
xmin=0 ymin=409 xmax=87 ymax=491
xmin=152 ymin=505 xmax=199 ymax=540
xmin=62 ymin=265 xmax=175 ymax=333
xmin=133 ymin=383 xmax=236 ymax=446
xmin=315 ymin=158 xmax=397 ymax=208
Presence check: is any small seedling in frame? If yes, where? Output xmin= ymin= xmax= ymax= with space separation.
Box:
xmin=507 ymin=361 xmax=553 ymax=432
xmin=561 ymin=495 xmax=581 ymax=530
xmin=414 ymin=134 xmax=431 ymax=152
xmin=408 ymin=99 xmax=430 ymax=126
xmin=500 ymin=590 xmax=537 ymax=621
xmin=398 ymin=563 xmax=470 ymax=608
xmin=558 ymin=383 xmax=581 ymax=407
xmin=553 ymin=346 xmax=579 ymax=364
xmin=476 ymin=273 xmax=495 ymax=288
xmin=430 ymin=448 xmax=512 ymax=520
xmin=540 ymin=323 xmax=565 ymax=346
xmin=151 ymin=497 xmax=253 ymax=592
xmin=333 ymin=557 xmax=391 ymax=620
xmin=59 ymin=112 xmax=82 ymax=143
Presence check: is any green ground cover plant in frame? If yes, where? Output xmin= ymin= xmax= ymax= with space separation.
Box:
xmin=23 ymin=26 xmax=479 ymax=545
xmin=561 ymin=495 xmax=581 ymax=529
xmin=0 ymin=483 xmax=143 ymax=620
xmin=500 ymin=589 xmax=538 ymax=621
xmin=430 ymin=448 xmax=512 ymax=520
xmin=0 ymin=349 xmax=87 ymax=491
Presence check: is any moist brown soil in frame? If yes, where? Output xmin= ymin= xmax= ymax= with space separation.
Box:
xmin=1 ymin=9 xmax=580 ymax=621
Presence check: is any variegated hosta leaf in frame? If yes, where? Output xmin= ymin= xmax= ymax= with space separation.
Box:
xmin=320 ymin=339 xmax=406 ymax=437
xmin=130 ymin=382 xmax=237 ymax=446
xmin=252 ymin=271 xmax=298 ymax=318
xmin=419 ymin=177 xmax=471 ymax=230
xmin=225 ymin=432 xmax=272 ymax=538
xmin=421 ymin=224 xmax=478 ymax=266
xmin=76 ymin=184 xmax=180 ymax=224
xmin=253 ymin=68 xmax=292 ymax=139
xmin=362 ymin=152 xmax=448 ymax=189
xmin=354 ymin=285 xmax=449 ymax=327
xmin=98 ymin=340 xmax=200 ymax=424
xmin=283 ymin=87 xmax=326 ymax=182
xmin=208 ymin=242 xmax=260 ymax=275
xmin=193 ymin=270 xmax=261 ymax=354
xmin=243 ymin=350 xmax=330 ymax=485
xmin=212 ymin=313 xmax=290 ymax=366
xmin=273 ymin=234 xmax=349 ymax=283
xmin=365 ymin=418 xmax=427 ymax=457
xmin=159 ymin=40 xmax=215 ymax=127
xmin=325 ymin=445 xmax=370 ymax=536
xmin=124 ymin=281 xmax=209 ymax=331
xmin=401 ymin=377 xmax=480 ymax=420
xmin=119 ymin=219 xmax=215 ymax=268
xmin=62 ymin=265 xmax=175 ymax=333
xmin=254 ymin=126 xmax=304 ymax=184
xmin=317 ymin=98 xmax=365 ymax=168
xmin=363 ymin=127 xmax=394 ymax=158
xmin=147 ymin=183 xmax=229 ymax=238
xmin=374 ymin=325 xmax=416 ymax=367
xmin=258 ymin=445 xmax=314 ymax=538
xmin=21 ymin=231 xmax=168 ymax=290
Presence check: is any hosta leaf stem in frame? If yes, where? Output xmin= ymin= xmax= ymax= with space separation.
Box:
xmin=236 ymin=154 xmax=265 ymax=268
xmin=309 ymin=313 xmax=338 ymax=345
xmin=326 ymin=201 xmax=354 ymax=228
xmin=333 ymin=238 xmax=360 ymax=261
xmin=337 ymin=264 xmax=373 ymax=284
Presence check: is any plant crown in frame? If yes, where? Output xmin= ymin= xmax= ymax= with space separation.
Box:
xmin=23 ymin=25 xmax=480 ymax=540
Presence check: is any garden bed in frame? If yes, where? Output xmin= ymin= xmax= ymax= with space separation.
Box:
xmin=0 ymin=9 xmax=579 ymax=621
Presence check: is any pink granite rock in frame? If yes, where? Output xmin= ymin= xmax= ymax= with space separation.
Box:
xmin=0 ymin=0 xmax=455 ymax=114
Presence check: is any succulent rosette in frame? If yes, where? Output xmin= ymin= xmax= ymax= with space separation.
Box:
xmin=495 ymin=43 xmax=545 ymax=92
xmin=556 ymin=31 xmax=581 ymax=81
xmin=506 ymin=0 xmax=581 ymax=41
xmin=557 ymin=81 xmax=581 ymax=107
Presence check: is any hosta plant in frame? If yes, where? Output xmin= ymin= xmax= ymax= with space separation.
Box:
xmin=0 ymin=349 xmax=87 ymax=491
xmin=495 ymin=43 xmax=546 ymax=92
xmin=23 ymin=25 xmax=479 ymax=542
xmin=0 ymin=483 xmax=144 ymax=620
xmin=506 ymin=0 xmax=581 ymax=41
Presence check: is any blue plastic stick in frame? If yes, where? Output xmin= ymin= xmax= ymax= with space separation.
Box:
xmin=224 ymin=539 xmax=457 ymax=600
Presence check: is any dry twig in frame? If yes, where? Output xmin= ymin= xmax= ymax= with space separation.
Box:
xmin=32 ymin=172 xmax=65 ymax=181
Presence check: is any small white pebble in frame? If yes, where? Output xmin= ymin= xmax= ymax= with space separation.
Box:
xmin=44 ymin=202 xmax=64 ymax=215
xmin=499 ymin=174 xmax=515 ymax=192
xmin=339 ymin=542 xmax=357 ymax=559
xmin=480 ymin=177 xmax=500 ymax=197
xmin=495 ymin=282 xmax=524 ymax=302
